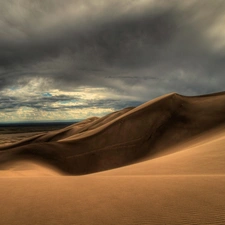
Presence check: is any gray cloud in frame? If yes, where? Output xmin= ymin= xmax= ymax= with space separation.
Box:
xmin=0 ymin=0 xmax=225 ymax=120
xmin=0 ymin=93 xmax=142 ymax=113
xmin=0 ymin=94 xmax=75 ymax=110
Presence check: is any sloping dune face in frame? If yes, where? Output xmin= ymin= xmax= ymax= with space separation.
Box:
xmin=1 ymin=92 xmax=225 ymax=174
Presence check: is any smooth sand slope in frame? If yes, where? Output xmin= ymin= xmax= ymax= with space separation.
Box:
xmin=1 ymin=92 xmax=225 ymax=224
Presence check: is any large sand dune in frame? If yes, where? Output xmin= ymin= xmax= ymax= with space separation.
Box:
xmin=1 ymin=92 xmax=225 ymax=224
xmin=1 ymin=92 xmax=225 ymax=174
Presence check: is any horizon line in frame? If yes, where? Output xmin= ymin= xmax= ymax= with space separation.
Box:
xmin=0 ymin=120 xmax=82 ymax=124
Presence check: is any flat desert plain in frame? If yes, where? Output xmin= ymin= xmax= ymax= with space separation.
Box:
xmin=1 ymin=92 xmax=225 ymax=225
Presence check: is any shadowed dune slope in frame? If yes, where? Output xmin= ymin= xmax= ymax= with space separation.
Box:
xmin=1 ymin=92 xmax=225 ymax=174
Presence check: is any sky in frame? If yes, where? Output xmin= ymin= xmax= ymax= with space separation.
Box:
xmin=0 ymin=0 xmax=225 ymax=122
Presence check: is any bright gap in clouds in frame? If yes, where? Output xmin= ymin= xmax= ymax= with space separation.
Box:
xmin=0 ymin=78 xmax=142 ymax=123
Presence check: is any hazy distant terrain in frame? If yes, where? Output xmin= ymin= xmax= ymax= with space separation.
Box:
xmin=0 ymin=122 xmax=74 ymax=145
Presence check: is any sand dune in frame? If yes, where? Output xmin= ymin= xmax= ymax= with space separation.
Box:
xmin=1 ymin=92 xmax=225 ymax=174
xmin=1 ymin=92 xmax=225 ymax=224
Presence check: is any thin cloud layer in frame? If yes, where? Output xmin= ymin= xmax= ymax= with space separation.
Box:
xmin=0 ymin=0 xmax=225 ymax=121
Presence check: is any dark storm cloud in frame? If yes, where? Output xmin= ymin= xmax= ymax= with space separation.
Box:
xmin=0 ymin=2 xmax=178 ymax=71
xmin=0 ymin=0 xmax=225 ymax=98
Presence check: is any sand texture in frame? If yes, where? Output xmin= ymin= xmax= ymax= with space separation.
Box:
xmin=1 ymin=92 xmax=225 ymax=224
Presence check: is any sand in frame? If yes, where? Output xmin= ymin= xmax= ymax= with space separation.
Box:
xmin=1 ymin=92 xmax=225 ymax=224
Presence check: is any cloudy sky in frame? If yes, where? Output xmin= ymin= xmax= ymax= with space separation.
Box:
xmin=0 ymin=0 xmax=225 ymax=122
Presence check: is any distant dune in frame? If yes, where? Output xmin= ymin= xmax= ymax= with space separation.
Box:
xmin=1 ymin=92 xmax=225 ymax=225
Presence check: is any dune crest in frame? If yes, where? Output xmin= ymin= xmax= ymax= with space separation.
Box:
xmin=1 ymin=92 xmax=225 ymax=174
